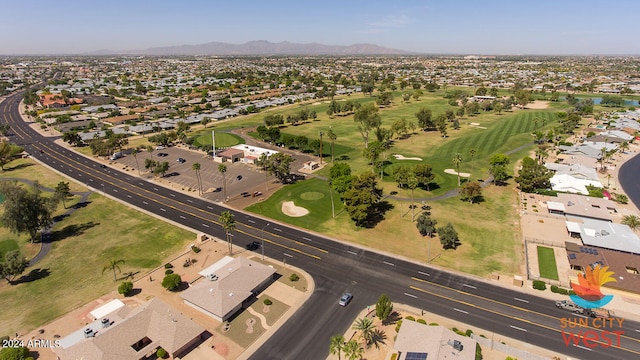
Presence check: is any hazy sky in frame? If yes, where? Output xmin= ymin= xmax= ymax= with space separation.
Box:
xmin=1 ymin=0 xmax=637 ymax=55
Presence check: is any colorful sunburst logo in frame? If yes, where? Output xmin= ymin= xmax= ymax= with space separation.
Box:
xmin=569 ymin=264 xmax=616 ymax=309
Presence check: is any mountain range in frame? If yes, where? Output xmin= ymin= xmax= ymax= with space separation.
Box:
xmin=88 ymin=40 xmax=411 ymax=56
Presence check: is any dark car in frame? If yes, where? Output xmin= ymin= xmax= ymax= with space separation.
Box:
xmin=176 ymin=157 xmax=186 ymax=163
xmin=236 ymin=175 xmax=243 ymax=181
xmin=245 ymin=241 xmax=261 ymax=251
xmin=157 ymin=152 xmax=168 ymax=157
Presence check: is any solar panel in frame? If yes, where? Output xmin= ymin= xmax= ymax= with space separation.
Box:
xmin=580 ymin=247 xmax=585 ymax=253
xmin=593 ymin=250 xmax=599 ymax=255
xmin=569 ymin=254 xmax=576 ymax=259
xmin=405 ymin=352 xmax=428 ymax=360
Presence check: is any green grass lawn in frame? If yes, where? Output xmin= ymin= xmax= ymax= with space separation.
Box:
xmin=0 ymin=160 xmax=195 ymax=336
xmin=537 ymin=246 xmax=559 ymax=281
xmin=245 ymin=178 xmax=343 ymax=232
xmin=192 ymin=130 xmax=244 ymax=148
xmin=0 ymin=239 xmax=19 ymax=260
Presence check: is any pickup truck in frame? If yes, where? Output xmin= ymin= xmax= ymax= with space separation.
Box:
xmin=585 ymin=308 xmax=610 ymax=318
xmin=555 ymin=300 xmax=584 ymax=314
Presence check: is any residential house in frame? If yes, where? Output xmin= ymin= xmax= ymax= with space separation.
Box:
xmin=181 ymin=256 xmax=276 ymax=322
xmin=393 ymin=320 xmax=476 ymax=360
xmin=54 ymin=298 xmax=206 ymax=360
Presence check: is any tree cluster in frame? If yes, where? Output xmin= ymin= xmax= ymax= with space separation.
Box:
xmin=514 ymin=156 xmax=552 ymax=193
xmin=0 ymin=250 xmax=29 ymax=283
xmin=0 ymin=181 xmax=57 ymax=243
xmin=326 ymin=99 xmax=360 ymax=117
xmin=343 ymin=172 xmax=383 ymax=227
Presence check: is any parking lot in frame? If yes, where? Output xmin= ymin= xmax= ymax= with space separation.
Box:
xmin=110 ymin=144 xmax=298 ymax=204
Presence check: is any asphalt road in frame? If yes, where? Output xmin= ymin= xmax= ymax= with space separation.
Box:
xmin=2 ymin=91 xmax=640 ymax=360
xmin=618 ymin=151 xmax=640 ymax=211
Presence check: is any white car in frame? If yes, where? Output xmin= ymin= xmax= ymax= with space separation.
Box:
xmin=339 ymin=292 xmax=353 ymax=306
xmin=155 ymin=145 xmax=166 ymax=150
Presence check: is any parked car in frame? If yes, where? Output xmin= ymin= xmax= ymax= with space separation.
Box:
xmin=236 ymin=175 xmax=243 ymax=181
xmin=339 ymin=292 xmax=353 ymax=306
xmin=157 ymin=152 xmax=168 ymax=157
xmin=176 ymin=158 xmax=186 ymax=163
xmin=155 ymin=146 xmax=166 ymax=150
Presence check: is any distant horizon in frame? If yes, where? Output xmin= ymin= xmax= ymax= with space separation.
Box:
xmin=2 ymin=39 xmax=640 ymax=57
xmin=2 ymin=0 xmax=638 ymax=56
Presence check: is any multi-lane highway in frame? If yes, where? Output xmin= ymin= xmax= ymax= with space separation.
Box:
xmin=2 ymin=91 xmax=640 ymax=360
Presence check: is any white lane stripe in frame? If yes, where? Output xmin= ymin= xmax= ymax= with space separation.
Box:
xmin=273 ymin=228 xmax=282 ymax=232
xmin=404 ymin=293 xmax=417 ymax=298
xmin=248 ymin=219 xmax=255 ymax=224
xmin=347 ymin=251 xmax=358 ymax=255
xmin=510 ymin=325 xmax=527 ymax=332
xmin=170 ymin=194 xmax=175 ymax=197
xmin=303 ymin=237 xmax=312 ymax=241
xmin=454 ymin=308 xmax=469 ymax=314
xmin=143 ymin=201 xmax=148 ymax=205
xmin=383 ymin=261 xmax=395 ymax=266
xmin=179 ymin=216 xmax=186 ymax=219
xmin=418 ymin=271 xmax=430 ymax=276
xmin=283 ymin=253 xmax=293 ymax=258
xmin=187 ymin=199 xmax=193 ymax=203
xmin=573 ymin=344 xmax=593 ymax=351
xmin=202 ymin=224 xmax=209 ymax=228
xmin=207 ymin=206 xmax=213 ymax=209
xmin=462 ymin=284 xmax=477 ymax=289
xmin=514 ymin=297 xmax=529 ymax=303
xmin=127 ymin=195 xmax=132 ymax=198
xmin=160 ymin=208 xmax=166 ymax=212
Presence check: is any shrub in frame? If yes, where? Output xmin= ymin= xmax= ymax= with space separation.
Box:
xmin=533 ymin=280 xmax=547 ymax=290
xmin=551 ymin=285 xmax=570 ymax=295
xmin=156 ymin=347 xmax=167 ymax=358
xmin=289 ymin=273 xmax=300 ymax=282
xmin=164 ymin=263 xmax=173 ymax=269
xmin=118 ymin=281 xmax=133 ymax=296
xmin=395 ymin=319 xmax=403 ymax=333
xmin=465 ymin=329 xmax=473 ymax=337
xmin=192 ymin=246 xmax=201 ymax=253
xmin=162 ymin=274 xmax=182 ymax=291
xmin=416 ymin=319 xmax=427 ymax=325
xmin=165 ymin=269 xmax=174 ymax=275
xmin=429 ymin=323 xmax=438 ymax=326
xmin=404 ymin=316 xmax=415 ymax=321
xmin=263 ymin=298 xmax=273 ymax=306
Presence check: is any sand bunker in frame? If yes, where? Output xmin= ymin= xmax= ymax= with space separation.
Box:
xmin=393 ymin=154 xmax=422 ymax=161
xmin=444 ymin=169 xmax=471 ymax=178
xmin=281 ymin=201 xmax=309 ymax=217
xmin=469 ymin=122 xmax=487 ymax=129
xmin=524 ymin=100 xmax=549 ymax=109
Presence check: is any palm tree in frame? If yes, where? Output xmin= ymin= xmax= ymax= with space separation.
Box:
xmin=218 ymin=163 xmax=227 ymax=201
xmin=343 ymin=340 xmax=364 ymax=360
xmin=452 ymin=153 xmax=463 ymax=186
xmin=620 ymin=141 xmax=630 ymax=154
xmin=535 ymin=147 xmax=548 ymax=165
xmin=352 ymin=317 xmax=376 ymax=346
xmin=408 ymin=175 xmax=418 ymax=221
xmin=131 ymin=148 xmax=141 ymax=176
xmin=468 ymin=148 xmax=477 ymax=161
xmin=622 ymin=215 xmax=640 ymax=231
xmin=146 ymin=145 xmax=154 ymax=164
xmin=329 ymin=334 xmax=345 ymax=359
xmin=192 ymin=162 xmax=202 ymax=195
xmin=327 ymin=127 xmax=337 ymax=162
xmin=219 ymin=211 xmax=236 ymax=255
xmin=102 ymin=259 xmax=125 ymax=281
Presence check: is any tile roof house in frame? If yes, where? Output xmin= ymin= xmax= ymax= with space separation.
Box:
xmin=393 ymin=321 xmax=476 ymax=360
xmin=181 ymin=256 xmax=276 ymax=322
xmin=54 ymin=298 xmax=206 ymax=360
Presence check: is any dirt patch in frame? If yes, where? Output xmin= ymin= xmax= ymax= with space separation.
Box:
xmin=524 ymin=100 xmax=549 ymax=109
xmin=281 ymin=201 xmax=309 ymax=217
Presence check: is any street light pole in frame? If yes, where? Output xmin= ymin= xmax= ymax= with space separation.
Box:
xmin=261 ymin=223 xmax=269 ymax=260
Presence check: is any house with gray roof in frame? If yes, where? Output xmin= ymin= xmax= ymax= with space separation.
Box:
xmin=54 ymin=298 xmax=206 ymax=360
xmin=393 ymin=320 xmax=476 ymax=360
xmin=181 ymin=256 xmax=275 ymax=322
xmin=566 ymin=218 xmax=640 ymax=254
